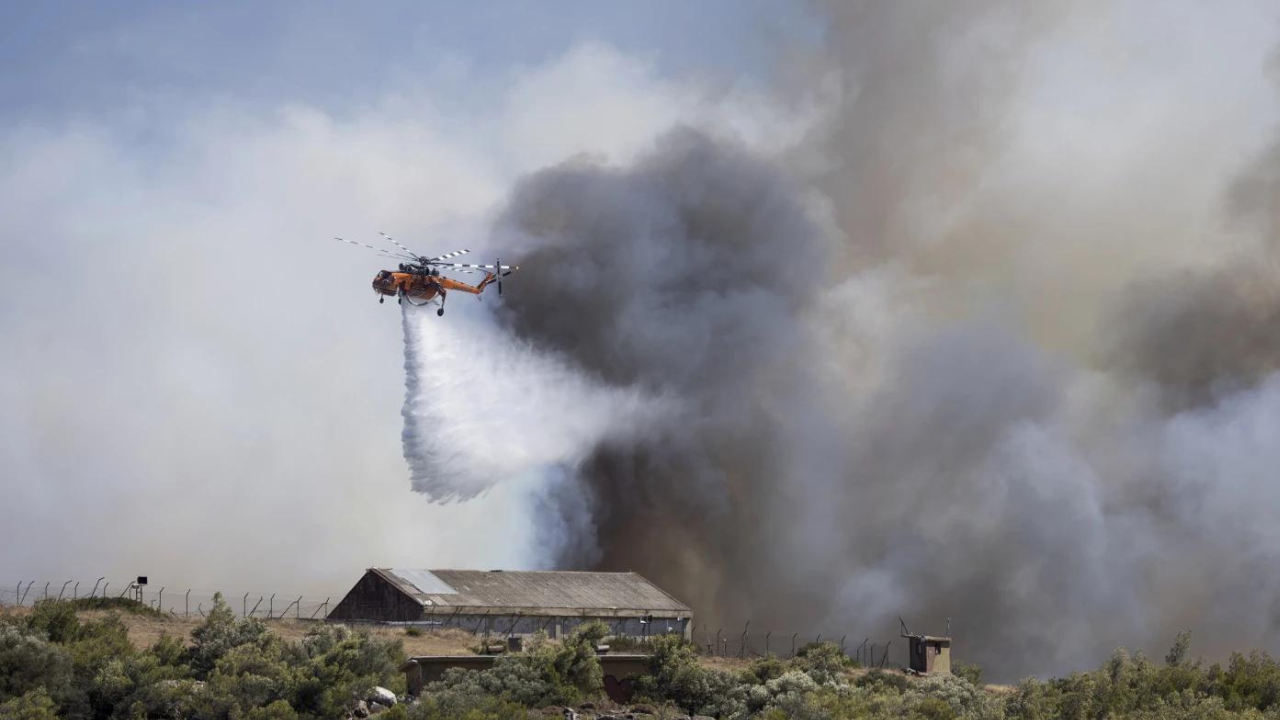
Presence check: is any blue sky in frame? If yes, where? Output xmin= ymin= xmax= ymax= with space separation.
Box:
xmin=0 ymin=1 xmax=817 ymax=124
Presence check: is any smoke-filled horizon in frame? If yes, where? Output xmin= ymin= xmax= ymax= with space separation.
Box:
xmin=398 ymin=1 xmax=1280 ymax=680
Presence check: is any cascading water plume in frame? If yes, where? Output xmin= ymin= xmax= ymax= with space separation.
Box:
xmin=399 ymin=302 xmax=672 ymax=503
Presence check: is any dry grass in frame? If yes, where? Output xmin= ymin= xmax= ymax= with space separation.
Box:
xmin=2 ymin=605 xmax=479 ymax=656
xmin=697 ymin=654 xmax=755 ymax=672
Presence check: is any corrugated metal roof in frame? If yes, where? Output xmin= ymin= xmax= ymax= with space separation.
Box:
xmin=376 ymin=569 xmax=690 ymax=615
xmin=389 ymin=569 xmax=457 ymax=595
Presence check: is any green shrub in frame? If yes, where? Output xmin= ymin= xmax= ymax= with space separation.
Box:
xmin=287 ymin=624 xmax=405 ymax=717
xmin=857 ymin=668 xmax=911 ymax=693
xmin=0 ymin=688 xmax=60 ymax=720
xmin=0 ymin=625 xmax=75 ymax=708
xmin=189 ymin=592 xmax=272 ymax=677
xmin=26 ymin=600 xmax=80 ymax=643
xmin=746 ymin=655 xmax=789 ymax=684
xmin=408 ymin=693 xmax=529 ymax=720
xmin=953 ymin=658 xmax=983 ymax=687
xmin=633 ymin=634 xmax=746 ymax=716
xmin=67 ymin=596 xmax=165 ymax=618
xmin=794 ymin=641 xmax=852 ymax=684
xmin=1167 ymin=630 xmax=1193 ymax=667
xmin=246 ymin=699 xmax=302 ymax=720
xmin=916 ymin=695 xmax=958 ymax=720
xmin=549 ymin=620 xmax=608 ymax=697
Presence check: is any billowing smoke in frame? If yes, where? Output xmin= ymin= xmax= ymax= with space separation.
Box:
xmin=400 ymin=2 xmax=1280 ymax=679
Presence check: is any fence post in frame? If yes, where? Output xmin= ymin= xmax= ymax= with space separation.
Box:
xmin=185 ymin=590 xmax=190 ymax=618
xmin=295 ymin=596 xmax=302 ymax=619
xmin=715 ymin=628 xmax=722 ymax=657
xmin=92 ymin=577 xmax=104 ymax=598
xmin=881 ymin=641 xmax=891 ymax=668
xmin=58 ymin=580 xmax=71 ymax=601
xmin=790 ymin=633 xmax=798 ymax=658
xmin=44 ymin=582 xmax=49 ymax=600
xmin=243 ymin=593 xmax=249 ymax=618
xmin=840 ymin=635 xmax=847 ymax=656
xmin=73 ymin=582 xmax=79 ymax=600
xmin=309 ymin=598 xmax=330 ymax=620
xmin=765 ymin=631 xmax=771 ymax=657
xmin=20 ymin=581 xmax=34 ymax=605
xmin=269 ymin=594 xmax=275 ymax=619
xmin=250 ymin=596 xmax=263 ymax=617
xmin=102 ymin=582 xmax=108 ymax=598
xmin=739 ymin=622 xmax=750 ymax=659
xmin=13 ymin=582 xmax=18 ymax=606
xmin=158 ymin=587 xmax=164 ymax=613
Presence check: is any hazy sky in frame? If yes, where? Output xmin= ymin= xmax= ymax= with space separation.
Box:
xmin=0 ymin=1 xmax=812 ymax=598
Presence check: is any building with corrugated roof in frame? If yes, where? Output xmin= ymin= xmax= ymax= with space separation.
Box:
xmin=326 ymin=568 xmax=692 ymax=640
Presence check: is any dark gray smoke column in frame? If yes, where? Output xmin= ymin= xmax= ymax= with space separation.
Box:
xmin=483 ymin=3 xmax=1280 ymax=681
xmin=496 ymin=128 xmax=835 ymax=624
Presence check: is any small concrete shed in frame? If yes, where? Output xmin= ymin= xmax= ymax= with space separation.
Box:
xmin=905 ymin=634 xmax=952 ymax=674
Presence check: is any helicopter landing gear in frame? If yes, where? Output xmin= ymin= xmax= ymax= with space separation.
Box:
xmin=437 ymin=308 xmax=444 ymax=317
xmin=379 ymin=296 xmax=384 ymax=304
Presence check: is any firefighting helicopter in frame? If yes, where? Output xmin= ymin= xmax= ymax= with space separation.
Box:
xmin=333 ymin=232 xmax=518 ymax=316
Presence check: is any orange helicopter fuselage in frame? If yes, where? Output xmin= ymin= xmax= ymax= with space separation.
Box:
xmin=371 ymin=270 xmax=493 ymax=300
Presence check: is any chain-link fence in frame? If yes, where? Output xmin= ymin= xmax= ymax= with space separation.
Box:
xmin=690 ymin=624 xmax=899 ymax=667
xmin=0 ymin=579 xmax=332 ymax=621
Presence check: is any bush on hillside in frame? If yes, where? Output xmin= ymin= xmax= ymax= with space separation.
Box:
xmin=953 ymin=658 xmax=983 ymax=687
xmin=67 ymin=596 xmax=165 ymax=617
xmin=189 ymin=592 xmax=272 ymax=677
xmin=0 ymin=687 xmax=60 ymax=720
xmin=0 ymin=626 xmax=75 ymax=706
xmin=794 ymin=641 xmax=853 ymax=684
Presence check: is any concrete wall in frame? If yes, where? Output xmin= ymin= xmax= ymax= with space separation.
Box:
xmin=405 ymin=655 xmax=654 ymax=702
xmin=423 ymin=613 xmax=690 ymax=640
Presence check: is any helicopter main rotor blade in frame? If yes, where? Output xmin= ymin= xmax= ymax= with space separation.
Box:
xmin=334 ymin=237 xmax=410 ymax=259
xmin=427 ymin=249 xmax=470 ymax=262
xmin=429 ymin=262 xmax=519 ymax=272
xmin=378 ymin=232 xmax=425 ymax=261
